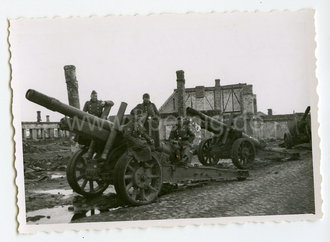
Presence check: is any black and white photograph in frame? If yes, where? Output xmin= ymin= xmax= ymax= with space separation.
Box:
xmin=10 ymin=10 xmax=321 ymax=233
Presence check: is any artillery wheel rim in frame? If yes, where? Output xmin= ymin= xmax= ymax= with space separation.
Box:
xmin=66 ymin=149 xmax=109 ymax=197
xmin=231 ymin=138 xmax=255 ymax=169
xmin=197 ymin=139 xmax=219 ymax=166
xmin=115 ymin=153 xmax=162 ymax=205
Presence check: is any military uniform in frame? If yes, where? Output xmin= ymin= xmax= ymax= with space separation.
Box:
xmin=121 ymin=118 xmax=154 ymax=162
xmin=130 ymin=102 xmax=159 ymax=118
xmin=74 ymin=98 xmax=105 ymax=146
xmin=169 ymin=124 xmax=195 ymax=143
xmin=82 ymin=91 xmax=111 ymax=158
xmin=122 ymin=118 xmax=154 ymax=145
xmin=130 ymin=101 xmax=160 ymax=147
xmin=83 ymin=100 xmax=105 ymax=117
xmin=169 ymin=122 xmax=195 ymax=164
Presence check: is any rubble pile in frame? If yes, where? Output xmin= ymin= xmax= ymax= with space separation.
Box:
xmin=23 ymin=138 xmax=72 ymax=177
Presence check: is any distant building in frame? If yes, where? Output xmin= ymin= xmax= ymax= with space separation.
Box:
xmin=157 ymin=70 xmax=307 ymax=142
xmin=21 ymin=71 xmax=306 ymax=142
xmin=252 ymin=111 xmax=306 ymax=141
xmin=21 ymin=112 xmax=69 ymax=140
xmin=158 ymin=70 xmax=258 ymax=140
xmin=159 ymin=76 xmax=257 ymax=116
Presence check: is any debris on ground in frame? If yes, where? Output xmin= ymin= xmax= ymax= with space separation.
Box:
xmin=23 ymin=138 xmax=72 ymax=173
xmin=26 ymin=215 xmax=45 ymax=222
xmin=23 ymin=137 xmax=314 ymax=224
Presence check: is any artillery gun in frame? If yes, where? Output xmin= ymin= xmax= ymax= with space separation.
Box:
xmin=186 ymin=107 xmax=265 ymax=169
xmin=283 ymin=106 xmax=311 ymax=149
xmin=26 ymin=89 xmax=249 ymax=205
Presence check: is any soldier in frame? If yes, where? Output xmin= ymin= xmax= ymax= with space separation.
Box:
xmin=119 ymin=109 xmax=155 ymax=162
xmin=169 ymin=117 xmax=195 ymax=165
xmin=83 ymin=90 xmax=113 ymax=158
xmin=83 ymin=90 xmax=113 ymax=118
xmin=130 ymin=93 xmax=160 ymax=147
xmin=122 ymin=109 xmax=154 ymax=146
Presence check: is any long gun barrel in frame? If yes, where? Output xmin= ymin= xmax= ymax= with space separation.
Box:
xmin=296 ymin=106 xmax=311 ymax=133
xmin=186 ymin=107 xmax=229 ymax=132
xmin=302 ymin=106 xmax=311 ymax=121
xmin=288 ymin=106 xmax=311 ymax=138
xmin=26 ymin=89 xmax=114 ymax=141
xmin=186 ymin=107 xmax=264 ymax=149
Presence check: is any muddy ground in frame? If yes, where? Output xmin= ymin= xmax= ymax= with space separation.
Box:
xmin=22 ymin=138 xmax=314 ymax=224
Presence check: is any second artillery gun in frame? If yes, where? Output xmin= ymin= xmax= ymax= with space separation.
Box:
xmin=26 ymin=89 xmax=249 ymax=206
xmin=283 ymin=106 xmax=311 ymax=149
xmin=187 ymin=107 xmax=265 ymax=169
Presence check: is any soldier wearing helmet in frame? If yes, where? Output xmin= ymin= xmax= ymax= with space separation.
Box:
xmin=131 ymin=93 xmax=159 ymax=118
xmin=130 ymin=93 xmax=160 ymax=147
xmin=82 ymin=90 xmax=114 ymax=158
xmin=169 ymin=116 xmax=195 ymax=164
xmin=83 ymin=90 xmax=113 ymax=117
xmin=169 ymin=117 xmax=195 ymax=144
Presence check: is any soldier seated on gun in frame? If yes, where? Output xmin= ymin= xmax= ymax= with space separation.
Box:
xmin=119 ymin=109 xmax=155 ymax=162
xmin=169 ymin=117 xmax=195 ymax=165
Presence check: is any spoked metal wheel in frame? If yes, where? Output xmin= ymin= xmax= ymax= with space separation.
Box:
xmin=66 ymin=148 xmax=109 ymax=197
xmin=114 ymin=153 xmax=162 ymax=205
xmin=231 ymin=138 xmax=256 ymax=169
xmin=197 ymin=138 xmax=219 ymax=166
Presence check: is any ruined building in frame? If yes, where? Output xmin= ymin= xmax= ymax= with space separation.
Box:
xmin=22 ymin=69 xmax=305 ymax=142
xmin=158 ymin=70 xmax=258 ymax=140
xmin=158 ymin=70 xmax=304 ymax=141
xmin=160 ymin=71 xmax=257 ymax=116
xmin=21 ymin=111 xmax=70 ymax=140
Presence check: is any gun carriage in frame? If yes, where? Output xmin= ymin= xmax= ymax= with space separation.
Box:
xmin=283 ymin=106 xmax=311 ymax=149
xmin=186 ymin=107 xmax=265 ymax=169
xmin=26 ymin=89 xmax=249 ymax=205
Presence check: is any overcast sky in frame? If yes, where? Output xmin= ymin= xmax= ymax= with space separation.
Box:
xmin=10 ymin=10 xmax=315 ymax=122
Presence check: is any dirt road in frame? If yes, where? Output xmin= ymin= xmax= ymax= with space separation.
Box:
xmin=23 ymin=139 xmax=315 ymax=224
xmin=75 ymin=151 xmax=314 ymax=222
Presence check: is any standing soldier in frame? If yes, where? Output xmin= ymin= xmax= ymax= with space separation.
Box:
xmin=83 ymin=90 xmax=113 ymax=118
xmin=169 ymin=117 xmax=195 ymax=165
xmin=83 ymin=90 xmax=114 ymax=158
xmin=130 ymin=93 xmax=160 ymax=147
